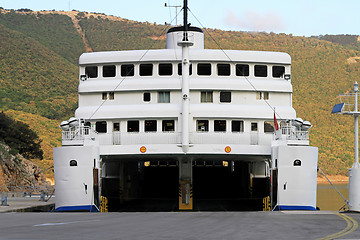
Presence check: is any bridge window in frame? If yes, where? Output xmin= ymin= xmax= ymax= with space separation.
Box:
xmin=255 ymin=65 xmax=267 ymax=77
xmin=109 ymin=92 xmax=114 ymax=100
xmin=273 ymin=66 xmax=285 ymax=78
xmin=103 ymin=65 xmax=116 ymax=77
xmin=197 ymin=120 xmax=209 ymax=132
xmin=140 ymin=64 xmax=153 ymax=76
xmin=145 ymin=120 xmax=157 ymax=132
xmin=214 ymin=120 xmax=226 ymax=132
xmin=143 ymin=92 xmax=151 ymax=102
xmin=201 ymin=91 xmax=213 ymax=103
xmin=220 ymin=91 xmax=231 ymax=103
xmin=217 ymin=64 xmax=230 ymax=76
xmin=162 ymin=120 xmax=175 ymax=132
xmin=197 ymin=63 xmax=211 ymax=76
xmin=178 ymin=63 xmax=193 ymax=75
xmin=232 ymin=120 xmax=244 ymax=132
xmin=236 ymin=64 xmax=249 ymax=76
xmin=121 ymin=64 xmax=134 ymax=77
xmin=158 ymin=91 xmax=170 ymax=103
xmin=264 ymin=121 xmax=274 ymax=133
xmin=159 ymin=63 xmax=173 ymax=76
xmin=95 ymin=121 xmax=107 ymax=133
xmin=85 ymin=66 xmax=98 ymax=78
xmin=127 ymin=120 xmax=139 ymax=132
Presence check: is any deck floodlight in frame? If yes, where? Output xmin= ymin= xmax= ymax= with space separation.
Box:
xmin=80 ymin=75 xmax=87 ymax=81
xmin=284 ymin=74 xmax=291 ymax=80
xmin=301 ymin=121 xmax=312 ymax=131
xmin=68 ymin=117 xmax=79 ymax=128
xmin=293 ymin=118 xmax=303 ymax=128
xmin=60 ymin=121 xmax=70 ymax=131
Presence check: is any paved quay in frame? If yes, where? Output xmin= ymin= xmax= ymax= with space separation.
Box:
xmin=0 ymin=195 xmax=55 ymax=213
xmin=0 ymin=211 xmax=359 ymax=240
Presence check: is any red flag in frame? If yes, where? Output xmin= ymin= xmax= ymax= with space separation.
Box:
xmin=274 ymin=112 xmax=279 ymax=131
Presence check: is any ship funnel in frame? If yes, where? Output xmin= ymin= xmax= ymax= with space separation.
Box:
xmin=166 ymin=26 xmax=204 ymax=49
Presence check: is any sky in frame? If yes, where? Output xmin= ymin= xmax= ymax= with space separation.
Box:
xmin=1 ymin=0 xmax=360 ymax=37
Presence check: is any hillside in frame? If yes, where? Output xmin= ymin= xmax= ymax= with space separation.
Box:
xmin=0 ymin=9 xmax=360 ymax=176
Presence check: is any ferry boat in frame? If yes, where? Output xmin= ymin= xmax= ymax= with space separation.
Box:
xmin=53 ymin=1 xmax=318 ymax=211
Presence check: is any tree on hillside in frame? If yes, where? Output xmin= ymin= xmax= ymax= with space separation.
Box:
xmin=0 ymin=111 xmax=43 ymax=159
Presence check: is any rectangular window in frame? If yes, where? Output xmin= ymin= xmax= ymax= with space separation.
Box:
xmin=162 ymin=120 xmax=175 ymax=132
xmin=159 ymin=63 xmax=173 ymax=76
xmin=255 ymin=65 xmax=267 ymax=77
xmin=158 ymin=91 xmax=170 ymax=103
xmin=272 ymin=66 xmax=285 ymax=78
xmin=103 ymin=65 xmax=116 ymax=77
xmin=263 ymin=92 xmax=269 ymax=100
xmin=251 ymin=122 xmax=258 ymax=131
xmin=95 ymin=121 xmax=107 ymax=133
xmin=109 ymin=92 xmax=114 ymax=100
xmin=201 ymin=91 xmax=213 ymax=103
xmin=197 ymin=120 xmax=209 ymax=132
xmin=158 ymin=92 xmax=170 ymax=103
xmin=178 ymin=63 xmax=193 ymax=75
xmin=264 ymin=121 xmax=274 ymax=133
xmin=113 ymin=122 xmax=120 ymax=132
xmin=102 ymin=92 xmax=107 ymax=100
xmin=143 ymin=92 xmax=151 ymax=102
xmin=121 ymin=64 xmax=134 ymax=77
xmin=127 ymin=120 xmax=139 ymax=132
xmin=85 ymin=66 xmax=98 ymax=78
xmin=197 ymin=63 xmax=211 ymax=76
xmin=214 ymin=120 xmax=226 ymax=132
xmin=256 ymin=92 xmax=269 ymax=100
xmin=220 ymin=91 xmax=231 ymax=103
xmin=236 ymin=64 xmax=249 ymax=76
xmin=145 ymin=120 xmax=157 ymax=132
xmin=140 ymin=64 xmax=153 ymax=76
xmin=232 ymin=120 xmax=244 ymax=132
xmin=217 ymin=64 xmax=230 ymax=76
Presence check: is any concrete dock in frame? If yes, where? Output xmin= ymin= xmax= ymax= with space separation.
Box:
xmin=0 ymin=210 xmax=359 ymax=239
xmin=0 ymin=196 xmax=360 ymax=239
xmin=0 ymin=195 xmax=55 ymax=213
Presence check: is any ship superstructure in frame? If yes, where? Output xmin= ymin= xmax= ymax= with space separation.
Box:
xmin=53 ymin=3 xmax=318 ymax=211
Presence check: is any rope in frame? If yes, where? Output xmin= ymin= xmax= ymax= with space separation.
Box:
xmin=318 ymin=167 xmax=349 ymax=209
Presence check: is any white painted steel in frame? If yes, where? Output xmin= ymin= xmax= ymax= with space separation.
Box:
xmin=274 ymin=145 xmax=318 ymax=209
xmin=53 ymin=146 xmax=100 ymax=210
xmin=349 ymin=168 xmax=360 ymax=211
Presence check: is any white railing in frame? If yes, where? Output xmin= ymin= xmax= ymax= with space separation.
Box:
xmin=62 ymin=126 xmax=95 ymax=145
xmin=62 ymin=126 xmax=92 ymax=141
xmin=280 ymin=126 xmax=309 ymax=141
xmin=62 ymin=128 xmax=308 ymax=146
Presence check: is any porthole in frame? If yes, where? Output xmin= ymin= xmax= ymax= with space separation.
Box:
xmin=70 ymin=160 xmax=78 ymax=167
xmin=293 ymin=159 xmax=301 ymax=166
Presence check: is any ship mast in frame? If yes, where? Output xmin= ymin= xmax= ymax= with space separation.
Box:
xmin=179 ymin=0 xmax=193 ymax=153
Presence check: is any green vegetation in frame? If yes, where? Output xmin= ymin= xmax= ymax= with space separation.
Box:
xmin=1 ymin=10 xmax=360 ymax=176
xmin=0 ymin=10 xmax=85 ymax=64
xmin=0 ymin=111 xmax=43 ymax=159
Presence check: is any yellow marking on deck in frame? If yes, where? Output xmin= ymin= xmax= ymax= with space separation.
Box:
xmin=317 ymin=212 xmax=358 ymax=240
